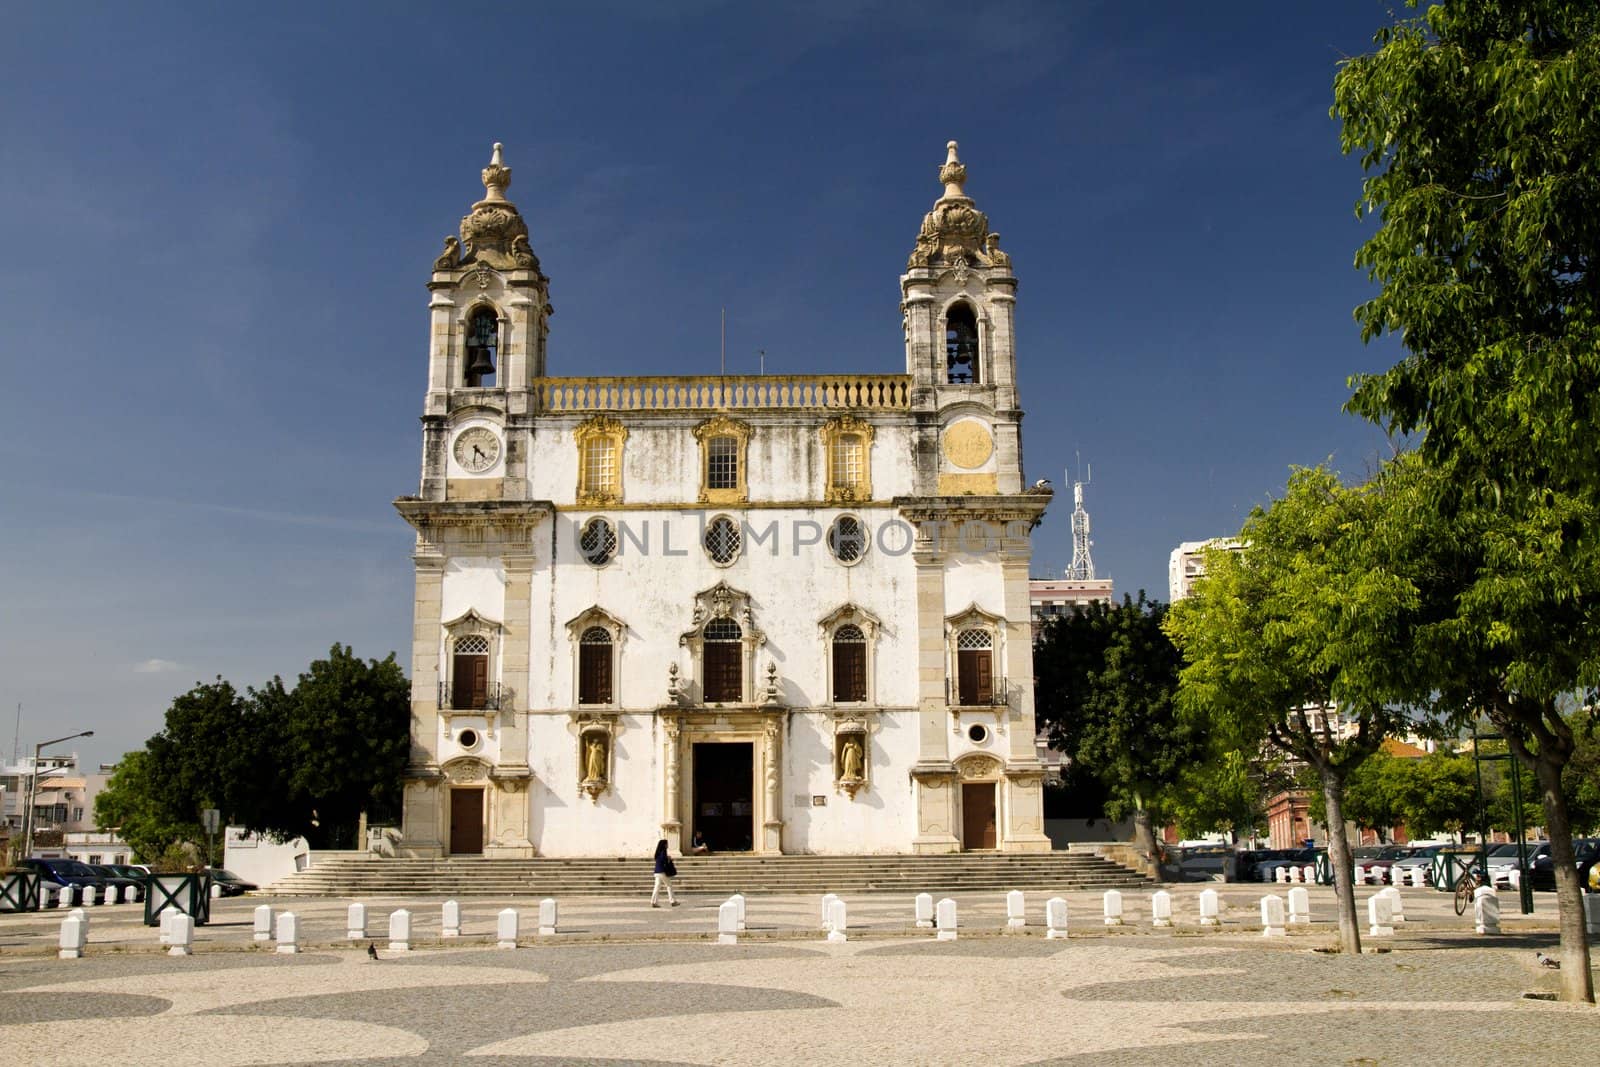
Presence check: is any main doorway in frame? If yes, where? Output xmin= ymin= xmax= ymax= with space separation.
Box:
xmin=693 ymin=742 xmax=754 ymax=852
xmin=450 ymin=788 xmax=484 ymax=855
xmin=961 ymin=782 xmax=997 ymax=851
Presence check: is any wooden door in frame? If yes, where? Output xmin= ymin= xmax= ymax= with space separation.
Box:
xmin=453 ymin=654 xmax=488 ymax=708
xmin=962 ymin=783 xmax=997 ymax=851
xmin=449 ymin=788 xmax=483 ymax=855
xmin=957 ymin=650 xmax=993 ymax=705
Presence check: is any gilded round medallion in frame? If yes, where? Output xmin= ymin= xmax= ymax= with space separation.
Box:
xmin=942 ymin=421 xmax=994 ymax=469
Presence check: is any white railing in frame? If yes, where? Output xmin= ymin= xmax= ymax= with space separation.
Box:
xmin=537 ymin=374 xmax=911 ymax=413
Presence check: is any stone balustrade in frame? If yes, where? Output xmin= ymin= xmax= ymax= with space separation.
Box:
xmin=537 ymin=374 xmax=911 ymax=413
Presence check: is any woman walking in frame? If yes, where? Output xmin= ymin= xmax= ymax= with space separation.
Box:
xmin=651 ymin=838 xmax=678 ymax=908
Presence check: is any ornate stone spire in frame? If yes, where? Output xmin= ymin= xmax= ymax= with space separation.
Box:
xmin=437 ymin=141 xmax=541 ymax=275
xmin=907 ymin=140 xmax=1009 ymax=272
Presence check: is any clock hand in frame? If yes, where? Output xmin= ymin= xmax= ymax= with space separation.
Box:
xmin=473 ymin=446 xmax=486 ymax=461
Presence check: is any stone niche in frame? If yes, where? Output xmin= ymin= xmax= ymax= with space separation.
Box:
xmin=832 ymin=717 xmax=870 ymax=799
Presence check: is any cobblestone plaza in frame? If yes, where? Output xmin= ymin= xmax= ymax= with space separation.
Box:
xmin=2 ymin=886 xmax=1592 ymax=1064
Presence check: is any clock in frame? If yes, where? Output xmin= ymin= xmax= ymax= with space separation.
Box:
xmin=452 ymin=427 xmax=501 ymax=473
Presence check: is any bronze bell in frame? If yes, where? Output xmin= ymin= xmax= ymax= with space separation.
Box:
xmin=465 ymin=348 xmax=495 ymax=378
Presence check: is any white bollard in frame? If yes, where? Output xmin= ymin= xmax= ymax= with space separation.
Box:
xmin=1287 ymin=886 xmax=1310 ymax=925
xmin=1103 ymin=889 xmax=1124 ymax=927
xmin=388 ymin=908 xmax=411 ymax=953
xmin=1583 ymin=894 xmax=1600 ymax=937
xmin=159 ymin=910 xmax=174 ymax=945
xmin=1274 ymin=867 xmax=1289 ymax=884
xmin=496 ymin=907 xmax=519 ymax=949
xmin=275 ymin=911 xmax=299 ymax=955
xmin=1367 ymin=893 xmax=1394 ymax=936
xmin=821 ymin=893 xmax=840 ymax=930
xmin=347 ymin=903 xmax=368 ymax=940
xmin=1508 ymin=868 xmax=1521 ymax=890
xmin=914 ymin=892 xmax=934 ymax=929
xmin=121 ymin=885 xmax=136 ymax=904
xmin=1383 ymin=886 xmax=1405 ymax=924
xmin=210 ymin=883 xmax=223 ymax=899
xmin=1260 ymin=894 xmax=1286 ymax=936
xmin=1151 ymin=890 xmax=1173 ymax=928
xmin=1409 ymin=867 xmax=1425 ymax=888
xmin=1355 ymin=865 xmax=1368 ymax=885
xmin=718 ymin=898 xmax=739 ymax=945
xmin=70 ymin=906 xmax=88 ymax=930
xmin=936 ymin=897 xmax=958 ymax=941
xmin=1046 ymin=896 xmax=1068 ymax=939
xmin=827 ymin=898 xmax=847 ymax=943
xmin=1301 ymin=865 xmax=1316 ymax=884
xmin=442 ymin=900 xmax=461 ymax=938
xmin=58 ymin=915 xmax=86 ymax=959
xmin=253 ymin=905 xmax=274 ymax=942
xmin=1474 ymin=885 xmax=1501 ymax=935
xmin=1007 ymin=890 xmax=1026 ymax=930
xmin=731 ymin=893 xmax=747 ymax=932
xmin=1198 ymin=888 xmax=1220 ymax=927
xmin=168 ymin=913 xmax=193 ymax=956
xmin=539 ymin=898 xmax=558 ymax=937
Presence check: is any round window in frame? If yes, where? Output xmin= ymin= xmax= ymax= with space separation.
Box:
xmin=704 ymin=515 xmax=741 ymax=565
xmin=580 ymin=517 xmax=617 ymax=566
xmin=457 ymin=728 xmax=480 ymax=750
xmin=828 ymin=515 xmax=867 ymax=564
xmin=967 ymin=723 xmax=989 ymax=744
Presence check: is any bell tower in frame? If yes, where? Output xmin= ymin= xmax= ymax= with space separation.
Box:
xmin=417 ymin=143 xmax=553 ymax=502
xmin=901 ymin=142 xmax=1023 ymax=496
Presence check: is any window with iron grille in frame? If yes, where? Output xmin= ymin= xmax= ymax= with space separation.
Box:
xmin=452 ymin=635 xmax=490 ymax=709
xmin=956 ymin=628 xmax=994 ymax=706
xmin=828 ymin=516 xmax=866 ymax=564
xmin=580 ymin=517 xmax=617 ymax=566
xmin=704 ymin=515 xmax=740 ymax=564
xmin=707 ymin=436 xmax=739 ymax=489
xmin=703 ymin=617 xmax=743 ymax=702
xmin=578 ymin=626 xmax=613 ymax=705
xmin=831 ymin=433 xmax=864 ymax=490
xmin=832 ymin=624 xmax=867 ymax=703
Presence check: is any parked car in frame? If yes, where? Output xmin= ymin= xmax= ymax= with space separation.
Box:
xmin=1389 ymin=844 xmax=1450 ymax=886
xmin=1249 ymin=848 xmax=1317 ymax=883
xmin=15 ymin=858 xmax=108 ymax=903
xmin=1528 ymin=838 xmax=1600 ymax=892
xmin=1171 ymin=845 xmax=1232 ymax=882
xmin=204 ymin=868 xmax=258 ymax=897
xmin=90 ymin=864 xmax=143 ymax=902
xmin=1485 ymin=841 xmax=1547 ymax=886
xmin=1351 ymin=845 xmax=1408 ymax=884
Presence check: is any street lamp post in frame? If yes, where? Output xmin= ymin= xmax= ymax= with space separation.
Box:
xmin=19 ymin=730 xmax=94 ymax=860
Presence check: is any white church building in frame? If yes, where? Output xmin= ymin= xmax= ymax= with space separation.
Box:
xmin=396 ymin=142 xmax=1053 ymax=857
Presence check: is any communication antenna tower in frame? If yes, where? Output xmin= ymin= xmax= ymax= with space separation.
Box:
xmin=1064 ymin=463 xmax=1095 ymax=580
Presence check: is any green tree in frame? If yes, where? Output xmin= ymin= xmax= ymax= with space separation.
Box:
xmin=1035 ymin=593 xmax=1197 ymax=875
xmin=1167 ymin=750 xmax=1274 ymax=844
xmin=1393 ymin=753 xmax=1479 ymax=840
xmin=1334 ymin=0 xmax=1600 ymax=1000
xmin=1168 ymin=465 xmax=1424 ymax=954
xmin=92 ymin=749 xmax=194 ymax=862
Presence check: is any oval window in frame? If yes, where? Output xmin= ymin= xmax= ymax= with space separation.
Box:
xmin=704 ymin=515 xmax=741 ymax=565
xmin=457 ymin=728 xmax=480 ymax=750
xmin=829 ymin=515 xmax=867 ymax=564
xmin=967 ymin=723 xmax=989 ymax=744
xmin=580 ymin=517 xmax=617 ymax=566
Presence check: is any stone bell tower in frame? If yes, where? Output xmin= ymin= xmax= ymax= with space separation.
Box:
xmin=901 ymin=141 xmax=1023 ymax=497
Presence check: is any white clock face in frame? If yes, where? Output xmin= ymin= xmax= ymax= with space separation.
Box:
xmin=453 ymin=427 xmax=501 ymax=473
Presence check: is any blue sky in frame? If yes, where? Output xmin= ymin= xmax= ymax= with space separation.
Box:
xmin=0 ymin=1 xmax=1403 ymax=767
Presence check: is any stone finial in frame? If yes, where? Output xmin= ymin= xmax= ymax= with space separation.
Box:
xmin=939 ymin=140 xmax=968 ymax=199
xmin=481 ymin=142 xmax=512 ymax=202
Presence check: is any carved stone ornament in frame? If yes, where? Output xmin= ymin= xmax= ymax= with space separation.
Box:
xmin=957 ymin=754 xmax=1003 ymax=780
xmin=443 ymin=758 xmax=490 ymax=783
xmin=458 ymin=143 xmax=534 ymax=270
xmin=905 ymin=141 xmax=1013 ymax=270
xmin=510 ymin=234 xmax=541 ymax=272
xmin=666 ymin=662 xmax=685 ymax=704
xmin=579 ymin=730 xmax=610 ymax=803
xmin=761 ymin=660 xmax=783 ymax=706
xmin=434 ymin=235 xmax=460 ymax=272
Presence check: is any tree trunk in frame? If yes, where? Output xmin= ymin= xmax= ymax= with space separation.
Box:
xmin=1131 ymin=798 xmax=1162 ymax=882
xmin=1531 ymin=752 xmax=1595 ymax=1003
xmin=1320 ymin=767 xmax=1362 ymax=955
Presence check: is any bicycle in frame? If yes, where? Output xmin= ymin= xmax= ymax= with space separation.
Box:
xmin=1453 ymin=866 xmax=1484 ymax=916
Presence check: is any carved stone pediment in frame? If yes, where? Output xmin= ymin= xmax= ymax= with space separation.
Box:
xmin=682 ymin=580 xmax=763 ymax=644
xmin=956 ymin=753 xmax=1003 ymax=781
xmin=442 ymin=757 xmax=490 ymax=783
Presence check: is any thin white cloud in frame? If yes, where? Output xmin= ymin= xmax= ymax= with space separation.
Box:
xmin=133 ymin=658 xmax=182 ymax=675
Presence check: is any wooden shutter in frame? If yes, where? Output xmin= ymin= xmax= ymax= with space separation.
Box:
xmin=579 ymin=643 xmax=612 ymax=705
xmin=454 ymin=655 xmax=488 ymax=709
xmin=704 ymin=643 xmax=742 ymax=702
xmin=833 ymin=641 xmax=866 ymax=703
xmin=958 ymin=649 xmax=993 ymax=705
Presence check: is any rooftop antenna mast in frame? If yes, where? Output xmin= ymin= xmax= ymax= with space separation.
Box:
xmin=11 ymin=702 xmax=19 ymax=764
xmin=1065 ymin=459 xmax=1096 ymax=580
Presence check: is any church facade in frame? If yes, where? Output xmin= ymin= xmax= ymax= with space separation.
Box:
xmin=395 ymin=142 xmax=1053 ymax=857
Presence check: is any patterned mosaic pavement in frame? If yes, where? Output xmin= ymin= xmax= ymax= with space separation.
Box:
xmin=1 ymin=888 xmax=1593 ymax=1064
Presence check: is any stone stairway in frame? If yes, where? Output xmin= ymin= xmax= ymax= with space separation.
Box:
xmin=263 ymin=850 xmax=1153 ymax=897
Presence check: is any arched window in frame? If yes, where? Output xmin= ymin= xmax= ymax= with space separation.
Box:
xmin=946 ymin=303 xmax=979 ymax=384
xmin=465 ymin=308 xmax=499 ymax=387
xmin=955 ymin=628 xmax=993 ymax=705
xmin=703 ymin=617 xmax=743 ymax=702
xmin=452 ymin=634 xmax=490 ymax=709
xmin=832 ymin=624 xmax=867 ymax=703
xmin=578 ymin=627 xmax=614 ymax=705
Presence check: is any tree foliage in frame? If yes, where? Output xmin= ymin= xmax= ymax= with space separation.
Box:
xmin=1034 ymin=593 xmax=1196 ymax=869
xmin=95 ymin=645 xmax=410 ymax=859
xmin=1334 ymin=0 xmax=1600 ymax=1001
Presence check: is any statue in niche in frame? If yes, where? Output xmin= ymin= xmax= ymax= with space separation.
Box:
xmin=840 ymin=738 xmax=863 ymax=781
xmin=584 ymin=737 xmax=607 ymax=783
